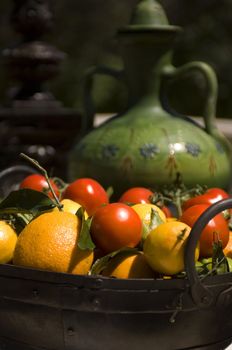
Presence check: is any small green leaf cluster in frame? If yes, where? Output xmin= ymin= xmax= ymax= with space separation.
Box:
xmin=0 ymin=189 xmax=56 ymax=234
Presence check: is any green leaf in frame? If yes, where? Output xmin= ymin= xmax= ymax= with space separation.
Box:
xmin=90 ymin=247 xmax=139 ymax=276
xmin=76 ymin=206 xmax=85 ymax=220
xmin=212 ymin=238 xmax=229 ymax=274
xmin=0 ymin=189 xmax=56 ymax=233
xmin=195 ymin=260 xmax=209 ymax=276
xmin=149 ymin=208 xmax=164 ymax=230
xmin=9 ymin=213 xmax=34 ymax=234
xmin=141 ymin=208 xmax=164 ymax=243
xmin=200 ymin=239 xmax=230 ymax=275
xmin=76 ymin=207 xmax=95 ymax=251
xmin=200 ymin=236 xmax=229 ymax=276
xmin=15 ymin=213 xmax=33 ymax=225
xmin=0 ymin=189 xmax=56 ymax=216
xmin=141 ymin=221 xmax=150 ymax=243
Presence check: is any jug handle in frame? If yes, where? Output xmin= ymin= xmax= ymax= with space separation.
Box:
xmin=82 ymin=65 xmax=124 ymax=135
xmin=184 ymin=197 xmax=232 ymax=308
xmin=161 ymin=62 xmax=231 ymax=155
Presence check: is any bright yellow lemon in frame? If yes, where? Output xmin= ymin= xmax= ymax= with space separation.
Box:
xmin=143 ymin=221 xmax=199 ymax=275
xmin=0 ymin=221 xmax=17 ymax=264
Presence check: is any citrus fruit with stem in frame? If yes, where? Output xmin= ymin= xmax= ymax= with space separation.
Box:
xmin=143 ymin=221 xmax=199 ymax=275
xmin=13 ymin=211 xmax=94 ymax=274
xmin=53 ymin=199 xmax=88 ymax=218
xmin=132 ymin=203 xmax=166 ymax=241
xmin=0 ymin=221 xmax=17 ymax=263
xmin=132 ymin=203 xmax=166 ymax=226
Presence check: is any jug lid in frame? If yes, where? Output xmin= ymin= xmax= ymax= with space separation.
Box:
xmin=119 ymin=0 xmax=181 ymax=34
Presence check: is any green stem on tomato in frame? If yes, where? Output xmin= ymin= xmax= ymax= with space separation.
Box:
xmin=20 ymin=153 xmax=63 ymax=211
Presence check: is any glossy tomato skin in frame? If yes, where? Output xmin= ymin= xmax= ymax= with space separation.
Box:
xmin=206 ymin=188 xmax=230 ymax=202
xmin=19 ymin=174 xmax=59 ymax=199
xmin=180 ymin=204 xmax=229 ymax=257
xmin=90 ymin=203 xmax=142 ymax=253
xmin=182 ymin=187 xmax=230 ymax=211
xmin=119 ymin=187 xmax=154 ymax=204
xmin=63 ymin=178 xmax=109 ymax=216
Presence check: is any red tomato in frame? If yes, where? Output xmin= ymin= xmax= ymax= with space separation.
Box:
xmin=63 ymin=178 xmax=109 ymax=216
xmin=19 ymin=174 xmax=59 ymax=199
xmin=182 ymin=187 xmax=230 ymax=211
xmin=180 ymin=204 xmax=229 ymax=257
xmin=119 ymin=187 xmax=154 ymax=204
xmin=90 ymin=203 xmax=142 ymax=253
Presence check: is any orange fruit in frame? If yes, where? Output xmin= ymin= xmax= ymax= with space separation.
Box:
xmin=13 ymin=211 xmax=94 ymax=274
xmin=143 ymin=221 xmax=199 ymax=275
xmin=132 ymin=203 xmax=166 ymax=242
xmin=54 ymin=199 xmax=88 ymax=218
xmin=223 ymin=231 xmax=232 ymax=258
xmin=166 ymin=217 xmax=177 ymax=222
xmin=132 ymin=203 xmax=166 ymax=225
xmin=0 ymin=221 xmax=17 ymax=263
xmin=101 ymin=251 xmax=155 ymax=279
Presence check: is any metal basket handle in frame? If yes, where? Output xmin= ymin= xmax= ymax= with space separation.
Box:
xmin=184 ymin=197 xmax=232 ymax=308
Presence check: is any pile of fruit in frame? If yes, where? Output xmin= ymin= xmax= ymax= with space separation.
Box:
xmin=0 ymin=154 xmax=231 ymax=279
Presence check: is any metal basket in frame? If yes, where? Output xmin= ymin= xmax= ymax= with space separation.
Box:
xmin=0 ymin=196 xmax=231 ymax=350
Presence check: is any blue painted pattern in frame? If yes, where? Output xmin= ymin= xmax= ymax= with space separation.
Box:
xmin=215 ymin=142 xmax=225 ymax=154
xmin=185 ymin=143 xmax=201 ymax=157
xmin=139 ymin=143 xmax=160 ymax=159
xmin=101 ymin=144 xmax=119 ymax=159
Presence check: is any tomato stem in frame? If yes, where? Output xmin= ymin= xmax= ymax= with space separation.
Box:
xmin=20 ymin=153 xmax=63 ymax=211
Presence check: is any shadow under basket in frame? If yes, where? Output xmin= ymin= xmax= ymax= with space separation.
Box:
xmin=0 ymin=200 xmax=232 ymax=350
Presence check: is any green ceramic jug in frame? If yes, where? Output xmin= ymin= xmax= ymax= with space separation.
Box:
xmin=68 ymin=0 xmax=232 ymax=197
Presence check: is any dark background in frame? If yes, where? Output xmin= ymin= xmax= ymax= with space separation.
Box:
xmin=0 ymin=0 xmax=232 ymax=118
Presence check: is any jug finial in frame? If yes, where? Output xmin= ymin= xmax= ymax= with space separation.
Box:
xmin=131 ymin=0 xmax=169 ymax=26
xmin=119 ymin=0 xmax=180 ymax=34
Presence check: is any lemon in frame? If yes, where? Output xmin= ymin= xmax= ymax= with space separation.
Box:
xmin=0 ymin=221 xmax=17 ymax=264
xmin=132 ymin=203 xmax=166 ymax=241
xmin=101 ymin=252 xmax=155 ymax=279
xmin=143 ymin=221 xmax=199 ymax=275
xmin=132 ymin=203 xmax=166 ymax=225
